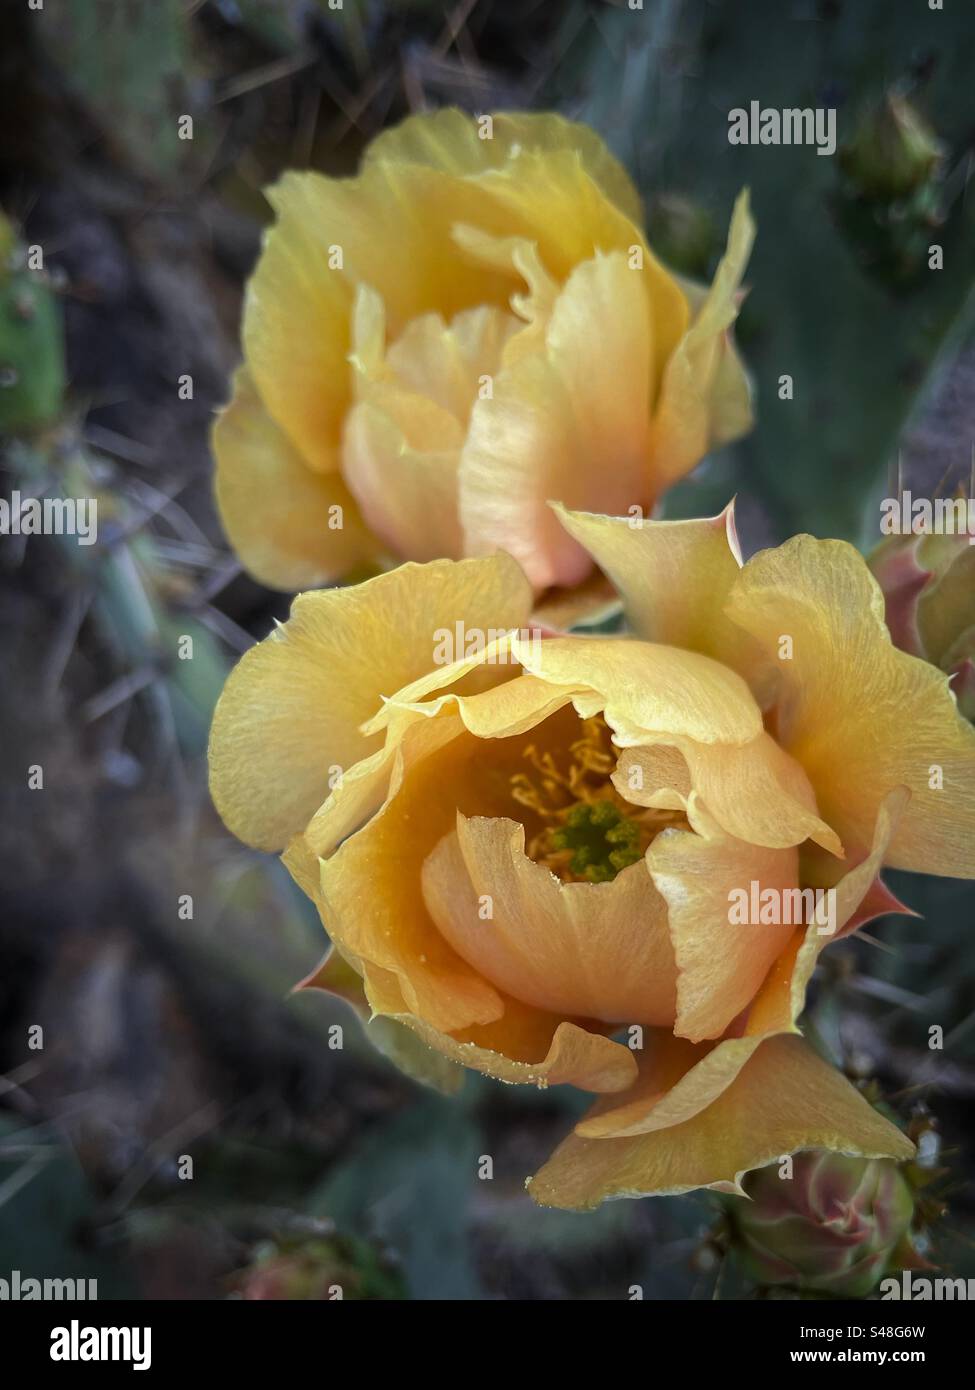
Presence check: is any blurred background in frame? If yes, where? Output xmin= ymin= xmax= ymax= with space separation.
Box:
xmin=1 ymin=0 xmax=974 ymax=1300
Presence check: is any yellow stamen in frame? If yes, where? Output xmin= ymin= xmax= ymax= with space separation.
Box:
xmin=510 ymin=714 xmax=684 ymax=882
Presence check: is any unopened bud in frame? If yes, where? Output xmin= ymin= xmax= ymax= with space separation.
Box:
xmin=731 ymin=1153 xmax=916 ymax=1298
xmin=647 ymin=193 xmax=715 ymax=279
xmin=869 ymin=523 xmax=975 ymax=720
xmin=840 ymin=93 xmax=944 ymax=201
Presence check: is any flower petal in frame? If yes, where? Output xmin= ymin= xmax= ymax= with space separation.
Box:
xmin=386 ymin=302 xmax=520 ymax=421
xmin=318 ymin=726 xmax=507 ymax=1033
xmin=208 ymin=554 xmax=532 ymax=850
xmin=670 ymin=268 xmax=753 ymax=451
xmin=576 ymin=787 xmax=907 ymax=1139
xmin=728 ymin=535 xmax=975 ymax=876
xmin=213 ymin=366 xmax=379 ymax=590
xmin=551 ymin=501 xmax=746 ymax=661
xmin=531 ymin=572 xmax=622 ymax=632
xmin=313 ymin=695 xmax=680 ymax=1039
xmin=647 ymin=189 xmax=756 ymax=491
xmin=472 ymin=150 xmax=687 ymax=353
xmin=280 ymin=163 xmax=518 ymax=331
xmin=402 ymin=1010 xmax=638 ymax=1093
xmin=341 ymin=288 xmax=520 ymax=562
xmin=245 ymin=163 xmax=518 ymax=472
xmin=451 ymin=227 xmax=560 ymax=368
xmin=314 ymin=698 xmax=631 ymax=1032
xmin=647 ymin=825 xmax=799 ymax=1042
xmin=242 ymin=174 xmax=353 ymax=472
xmin=615 ymin=731 xmax=843 ymax=856
xmin=459 ymin=251 xmax=654 ymax=590
xmin=297 ymin=803 xmax=636 ymax=1094
xmin=363 ymin=107 xmax=647 ymax=229
xmin=422 ymin=814 xmax=677 ymax=1025
xmin=527 ymin=1034 xmax=914 ymax=1209
xmin=342 ymin=400 xmax=463 ymax=562
xmin=305 ymin=711 xmax=466 ymax=860
xmin=512 ymin=634 xmax=764 ymax=746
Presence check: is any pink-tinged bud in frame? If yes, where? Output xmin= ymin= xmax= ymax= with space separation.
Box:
xmin=232 ymin=1232 xmax=405 ymax=1301
xmin=732 ymin=1153 xmax=916 ymax=1298
xmin=869 ymin=528 xmax=975 ymax=721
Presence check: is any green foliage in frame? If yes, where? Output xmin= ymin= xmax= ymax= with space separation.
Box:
xmin=310 ymin=1099 xmax=486 ymax=1299
xmin=37 ymin=0 xmax=195 ymax=179
xmin=0 ymin=1118 xmax=131 ymax=1298
xmin=550 ymin=0 xmax=975 ymax=544
xmin=0 ymin=216 xmax=65 ymax=432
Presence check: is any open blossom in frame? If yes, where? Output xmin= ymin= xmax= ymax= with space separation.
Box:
xmin=208 ymin=504 xmax=975 ymax=1209
xmin=213 ymin=109 xmax=754 ymax=599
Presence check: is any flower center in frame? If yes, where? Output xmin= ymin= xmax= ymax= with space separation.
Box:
xmin=547 ymin=799 xmax=642 ymax=883
xmin=509 ymin=714 xmax=682 ymax=883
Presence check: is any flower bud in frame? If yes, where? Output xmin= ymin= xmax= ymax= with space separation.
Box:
xmin=232 ymin=1231 xmax=405 ymax=1301
xmin=646 ymin=193 xmax=715 ymax=279
xmin=732 ymin=1153 xmax=916 ymax=1297
xmin=840 ymin=93 xmax=944 ymax=201
xmin=869 ymin=528 xmax=975 ymax=720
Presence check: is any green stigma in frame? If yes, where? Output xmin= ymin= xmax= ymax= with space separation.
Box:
xmin=547 ymin=799 xmax=642 ymax=883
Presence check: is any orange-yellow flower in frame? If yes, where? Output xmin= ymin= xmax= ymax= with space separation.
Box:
xmin=208 ymin=505 xmax=975 ymax=1208
xmin=213 ymin=109 xmax=754 ymax=597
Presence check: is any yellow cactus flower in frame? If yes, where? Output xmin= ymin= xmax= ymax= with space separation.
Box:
xmin=213 ymin=109 xmax=754 ymax=596
xmin=208 ymin=505 xmax=975 ymax=1208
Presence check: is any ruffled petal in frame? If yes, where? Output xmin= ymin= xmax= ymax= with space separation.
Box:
xmin=363 ymin=107 xmax=646 ymax=229
xmin=318 ymin=725 xmax=507 ymax=1033
xmin=213 ymin=366 xmax=379 ymax=589
xmin=342 ymin=400 xmax=463 ymax=562
xmin=208 ymin=554 xmax=532 ymax=850
xmin=422 ymin=814 xmax=677 ymax=1025
xmin=295 ymin=867 xmax=637 ymax=1094
xmin=551 ymin=501 xmax=747 ymax=664
xmin=511 ymin=634 xmax=764 ymax=747
xmin=361 ymin=668 xmax=582 ymax=746
xmin=527 ymin=1035 xmax=914 ymax=1210
xmin=305 ymin=711 xmax=467 ymax=860
xmin=458 ymin=251 xmax=654 ymax=590
xmin=246 ymin=165 xmax=517 ymax=473
xmin=670 ymin=267 xmax=753 ymax=451
xmin=242 ymin=174 xmax=354 ymax=472
xmin=313 ymin=699 xmax=629 ymax=1035
xmin=469 ymin=148 xmax=687 ymax=356
xmin=404 ymin=1013 xmax=637 ymax=1093
xmin=647 ymin=190 xmax=756 ymax=490
xmin=615 ymin=731 xmax=843 ymax=856
xmin=647 ymin=825 xmax=798 ymax=1042
xmin=728 ymin=535 xmax=975 ymax=877
xmin=577 ymin=787 xmax=908 ymax=1140
xmin=341 ymin=287 xmax=519 ymax=561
